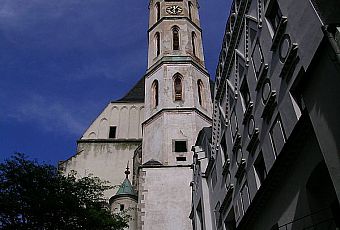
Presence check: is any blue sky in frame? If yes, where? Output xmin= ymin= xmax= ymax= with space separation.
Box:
xmin=0 ymin=0 xmax=231 ymax=165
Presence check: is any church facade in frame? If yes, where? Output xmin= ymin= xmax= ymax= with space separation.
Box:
xmin=59 ymin=1 xmax=213 ymax=229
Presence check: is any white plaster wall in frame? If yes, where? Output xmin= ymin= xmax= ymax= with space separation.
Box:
xmin=60 ymin=141 xmax=141 ymax=199
xmin=143 ymin=111 xmax=211 ymax=165
xmin=139 ymin=167 xmax=193 ymax=230
xmin=82 ymin=102 xmax=144 ymax=140
xmin=111 ymin=196 xmax=137 ymax=230
xmin=144 ymin=64 xmax=212 ymax=119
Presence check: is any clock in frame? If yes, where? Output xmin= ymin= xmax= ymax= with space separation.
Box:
xmin=166 ymin=5 xmax=183 ymax=15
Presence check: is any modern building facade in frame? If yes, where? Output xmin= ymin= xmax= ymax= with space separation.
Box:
xmin=60 ymin=1 xmax=213 ymax=229
xmin=191 ymin=0 xmax=340 ymax=229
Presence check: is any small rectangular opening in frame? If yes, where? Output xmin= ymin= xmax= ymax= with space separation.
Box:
xmin=174 ymin=140 xmax=187 ymax=152
xmin=109 ymin=126 xmax=117 ymax=138
xmin=120 ymin=204 xmax=125 ymax=211
xmin=176 ymin=157 xmax=187 ymax=161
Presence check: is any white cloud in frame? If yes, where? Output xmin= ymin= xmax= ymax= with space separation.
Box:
xmin=5 ymin=93 xmax=89 ymax=136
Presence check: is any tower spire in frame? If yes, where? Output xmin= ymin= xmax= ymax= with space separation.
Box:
xmin=124 ymin=161 xmax=130 ymax=179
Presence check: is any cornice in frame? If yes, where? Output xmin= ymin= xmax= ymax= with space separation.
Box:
xmin=148 ymin=17 xmax=202 ymax=33
xmin=145 ymin=56 xmax=209 ymax=78
xmin=142 ymin=108 xmax=212 ymax=127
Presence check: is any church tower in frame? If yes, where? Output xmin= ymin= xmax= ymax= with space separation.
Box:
xmin=138 ymin=0 xmax=212 ymax=229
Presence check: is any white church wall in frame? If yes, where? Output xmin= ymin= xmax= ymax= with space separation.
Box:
xmin=60 ymin=101 xmax=144 ymax=199
xmin=145 ymin=64 xmax=212 ymax=120
xmin=82 ymin=102 xmax=144 ymax=140
xmin=143 ymin=111 xmax=211 ymax=166
xmin=138 ymin=167 xmax=192 ymax=230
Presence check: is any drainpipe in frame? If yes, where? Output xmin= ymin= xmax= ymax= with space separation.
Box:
xmin=322 ymin=25 xmax=340 ymax=65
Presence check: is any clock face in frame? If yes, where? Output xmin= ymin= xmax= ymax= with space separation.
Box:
xmin=166 ymin=5 xmax=183 ymax=15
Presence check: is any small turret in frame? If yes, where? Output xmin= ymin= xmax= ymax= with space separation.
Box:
xmin=109 ymin=163 xmax=137 ymax=230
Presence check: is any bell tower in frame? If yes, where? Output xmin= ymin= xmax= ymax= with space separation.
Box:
xmin=138 ymin=0 xmax=212 ymax=229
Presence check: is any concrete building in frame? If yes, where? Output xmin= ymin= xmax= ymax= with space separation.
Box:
xmin=60 ymin=0 xmax=213 ymax=229
xmin=191 ymin=0 xmax=340 ymax=229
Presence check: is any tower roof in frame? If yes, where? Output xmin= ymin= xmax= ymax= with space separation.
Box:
xmin=115 ymin=177 xmax=137 ymax=197
xmin=114 ymin=77 xmax=145 ymax=103
xmin=114 ymin=163 xmax=137 ymax=197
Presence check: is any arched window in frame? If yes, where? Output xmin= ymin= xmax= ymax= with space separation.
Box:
xmin=151 ymin=80 xmax=159 ymax=108
xmin=172 ymin=27 xmax=180 ymax=50
xmin=197 ymin=80 xmax=204 ymax=106
xmin=155 ymin=2 xmax=160 ymax=21
xmin=174 ymin=74 xmax=183 ymax=101
xmin=188 ymin=1 xmax=193 ymax=20
xmin=192 ymin=32 xmax=197 ymax=56
xmin=155 ymin=32 xmax=160 ymax=57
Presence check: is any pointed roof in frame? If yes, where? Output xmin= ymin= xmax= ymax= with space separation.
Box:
xmin=112 ymin=162 xmax=137 ymax=200
xmin=114 ymin=77 xmax=145 ymax=103
xmin=116 ymin=177 xmax=137 ymax=196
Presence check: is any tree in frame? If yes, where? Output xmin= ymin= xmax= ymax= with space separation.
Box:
xmin=0 ymin=153 xmax=129 ymax=230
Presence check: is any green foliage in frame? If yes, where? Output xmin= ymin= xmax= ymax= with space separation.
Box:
xmin=0 ymin=153 xmax=129 ymax=230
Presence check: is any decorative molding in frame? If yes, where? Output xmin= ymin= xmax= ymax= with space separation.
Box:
xmin=242 ymin=101 xmax=254 ymax=124
xmin=271 ymin=16 xmax=288 ymax=51
xmin=222 ymin=159 xmax=231 ymax=175
xmin=232 ymin=133 xmax=242 ymax=153
xmin=261 ymin=91 xmax=277 ymax=121
xmin=246 ymin=128 xmax=260 ymax=153
xmin=235 ymin=159 xmax=246 ymax=179
xmin=279 ymin=43 xmax=299 ymax=81
xmin=220 ymin=184 xmax=234 ymax=213
xmin=255 ymin=64 xmax=269 ymax=91
xmin=205 ymin=157 xmax=215 ymax=176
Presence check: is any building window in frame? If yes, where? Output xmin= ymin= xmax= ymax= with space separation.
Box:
xmin=176 ymin=156 xmax=187 ymax=161
xmin=254 ymin=152 xmax=267 ymax=189
xmin=155 ymin=2 xmax=160 ymax=21
xmin=192 ymin=32 xmax=197 ymax=56
xmin=188 ymin=1 xmax=193 ymax=20
xmin=152 ymin=80 xmax=159 ymax=108
xmin=266 ymin=0 xmax=282 ymax=34
xmin=174 ymin=140 xmax=187 ymax=152
xmin=120 ymin=204 xmax=125 ymax=211
xmin=155 ymin=32 xmax=160 ymax=57
xmin=174 ymin=74 xmax=183 ymax=101
xmin=109 ymin=126 xmax=117 ymax=138
xmin=172 ymin=27 xmax=180 ymax=50
xmin=197 ymin=80 xmax=204 ymax=106
xmin=240 ymin=79 xmax=251 ymax=111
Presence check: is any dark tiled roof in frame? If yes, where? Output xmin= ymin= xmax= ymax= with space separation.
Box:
xmin=115 ymin=77 xmax=145 ymax=103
